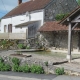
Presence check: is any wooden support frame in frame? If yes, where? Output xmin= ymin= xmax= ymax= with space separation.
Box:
xmin=67 ymin=22 xmax=72 ymax=62
xmin=67 ymin=22 xmax=79 ymax=62
xmin=72 ymin=23 xmax=78 ymax=30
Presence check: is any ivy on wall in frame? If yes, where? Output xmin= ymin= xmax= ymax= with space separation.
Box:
xmin=55 ymin=13 xmax=69 ymax=21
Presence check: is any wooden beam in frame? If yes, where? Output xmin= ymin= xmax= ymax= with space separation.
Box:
xmin=67 ymin=22 xmax=72 ymax=62
xmin=71 ymin=20 xmax=80 ymax=23
xmin=71 ymin=15 xmax=80 ymax=23
xmin=72 ymin=23 xmax=78 ymax=30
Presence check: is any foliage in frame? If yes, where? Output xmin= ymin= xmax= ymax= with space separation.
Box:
xmin=0 ymin=62 xmax=11 ymax=71
xmin=15 ymin=40 xmax=19 ymax=44
xmin=26 ymin=46 xmax=30 ymax=49
xmin=22 ymin=64 xmax=30 ymax=73
xmin=44 ymin=61 xmax=48 ymax=66
xmin=3 ymin=64 xmax=11 ymax=71
xmin=12 ymin=64 xmax=19 ymax=72
xmin=30 ymin=64 xmax=44 ymax=74
xmin=0 ymin=40 xmax=15 ymax=50
xmin=55 ymin=67 xmax=65 ymax=75
xmin=55 ymin=13 xmax=68 ymax=21
xmin=0 ymin=57 xmax=45 ymax=74
xmin=0 ymin=62 xmax=5 ymax=71
xmin=0 ymin=57 xmax=4 ymax=63
xmin=17 ymin=66 xmax=23 ymax=72
xmin=18 ymin=44 xmax=25 ymax=49
xmin=1 ymin=40 xmax=7 ymax=45
xmin=12 ymin=57 xmax=20 ymax=65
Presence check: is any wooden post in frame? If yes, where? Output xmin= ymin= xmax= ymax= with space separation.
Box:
xmin=78 ymin=32 xmax=80 ymax=51
xmin=67 ymin=22 xmax=72 ymax=62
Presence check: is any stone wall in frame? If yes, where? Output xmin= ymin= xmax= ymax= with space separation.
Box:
xmin=1 ymin=55 xmax=56 ymax=74
xmin=44 ymin=0 xmax=78 ymax=21
xmin=40 ymin=31 xmax=79 ymax=51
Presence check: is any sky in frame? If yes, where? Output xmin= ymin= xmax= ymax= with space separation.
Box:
xmin=0 ymin=0 xmax=29 ymax=18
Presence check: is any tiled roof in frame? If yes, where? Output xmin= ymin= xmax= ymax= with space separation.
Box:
xmin=3 ymin=0 xmax=51 ymax=18
xmin=39 ymin=21 xmax=80 ymax=32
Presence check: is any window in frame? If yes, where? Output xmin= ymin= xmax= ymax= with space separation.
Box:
xmin=28 ymin=25 xmax=37 ymax=38
xmin=8 ymin=24 xmax=12 ymax=33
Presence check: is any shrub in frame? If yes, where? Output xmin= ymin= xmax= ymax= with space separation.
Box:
xmin=0 ymin=57 xmax=4 ymax=63
xmin=44 ymin=61 xmax=48 ymax=66
xmin=55 ymin=67 xmax=65 ymax=75
xmin=26 ymin=46 xmax=30 ymax=49
xmin=55 ymin=13 xmax=68 ymax=21
xmin=0 ymin=62 xmax=5 ymax=71
xmin=3 ymin=64 xmax=11 ymax=71
xmin=12 ymin=57 xmax=20 ymax=65
xmin=18 ymin=66 xmax=23 ymax=72
xmin=12 ymin=64 xmax=19 ymax=72
xmin=1 ymin=40 xmax=7 ymax=45
xmin=30 ymin=65 xmax=44 ymax=74
xmin=18 ymin=44 xmax=24 ymax=49
xmin=22 ymin=64 xmax=30 ymax=73
xmin=0 ymin=62 xmax=11 ymax=71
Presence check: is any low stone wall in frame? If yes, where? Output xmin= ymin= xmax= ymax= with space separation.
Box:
xmin=40 ymin=31 xmax=79 ymax=51
xmin=1 ymin=55 xmax=56 ymax=74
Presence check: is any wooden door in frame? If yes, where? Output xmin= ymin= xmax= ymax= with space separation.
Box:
xmin=8 ymin=24 xmax=12 ymax=33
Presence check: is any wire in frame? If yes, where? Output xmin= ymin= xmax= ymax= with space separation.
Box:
xmin=1 ymin=0 xmax=8 ymax=12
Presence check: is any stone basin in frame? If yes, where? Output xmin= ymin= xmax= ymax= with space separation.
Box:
xmin=14 ymin=49 xmax=44 ymax=52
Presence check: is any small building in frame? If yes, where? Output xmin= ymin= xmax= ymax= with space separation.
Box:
xmin=39 ymin=6 xmax=80 ymax=52
xmin=0 ymin=0 xmax=78 ymax=40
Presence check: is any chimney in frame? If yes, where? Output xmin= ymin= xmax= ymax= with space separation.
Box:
xmin=18 ymin=0 xmax=22 ymax=5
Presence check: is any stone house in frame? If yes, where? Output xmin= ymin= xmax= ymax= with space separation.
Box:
xmin=0 ymin=0 xmax=78 ymax=40
xmin=39 ymin=6 xmax=80 ymax=52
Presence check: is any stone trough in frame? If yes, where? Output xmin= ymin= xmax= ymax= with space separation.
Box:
xmin=14 ymin=49 xmax=44 ymax=52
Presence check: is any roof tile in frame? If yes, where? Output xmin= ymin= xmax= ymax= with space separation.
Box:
xmin=39 ymin=21 xmax=80 ymax=31
xmin=3 ymin=0 xmax=51 ymax=18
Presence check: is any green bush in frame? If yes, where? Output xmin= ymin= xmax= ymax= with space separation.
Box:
xmin=3 ymin=64 xmax=11 ymax=71
xmin=0 ymin=57 xmax=45 ymax=74
xmin=18 ymin=44 xmax=24 ymax=49
xmin=0 ymin=57 xmax=4 ymax=63
xmin=44 ymin=61 xmax=48 ymax=66
xmin=1 ymin=40 xmax=7 ymax=45
xmin=0 ymin=62 xmax=11 ymax=71
xmin=18 ymin=66 xmax=23 ymax=72
xmin=0 ymin=62 xmax=5 ymax=71
xmin=55 ymin=13 xmax=68 ymax=21
xmin=30 ymin=65 xmax=44 ymax=74
xmin=12 ymin=64 xmax=19 ymax=72
xmin=26 ymin=46 xmax=30 ymax=49
xmin=55 ymin=67 xmax=65 ymax=75
xmin=22 ymin=64 xmax=30 ymax=73
xmin=12 ymin=57 xmax=20 ymax=65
